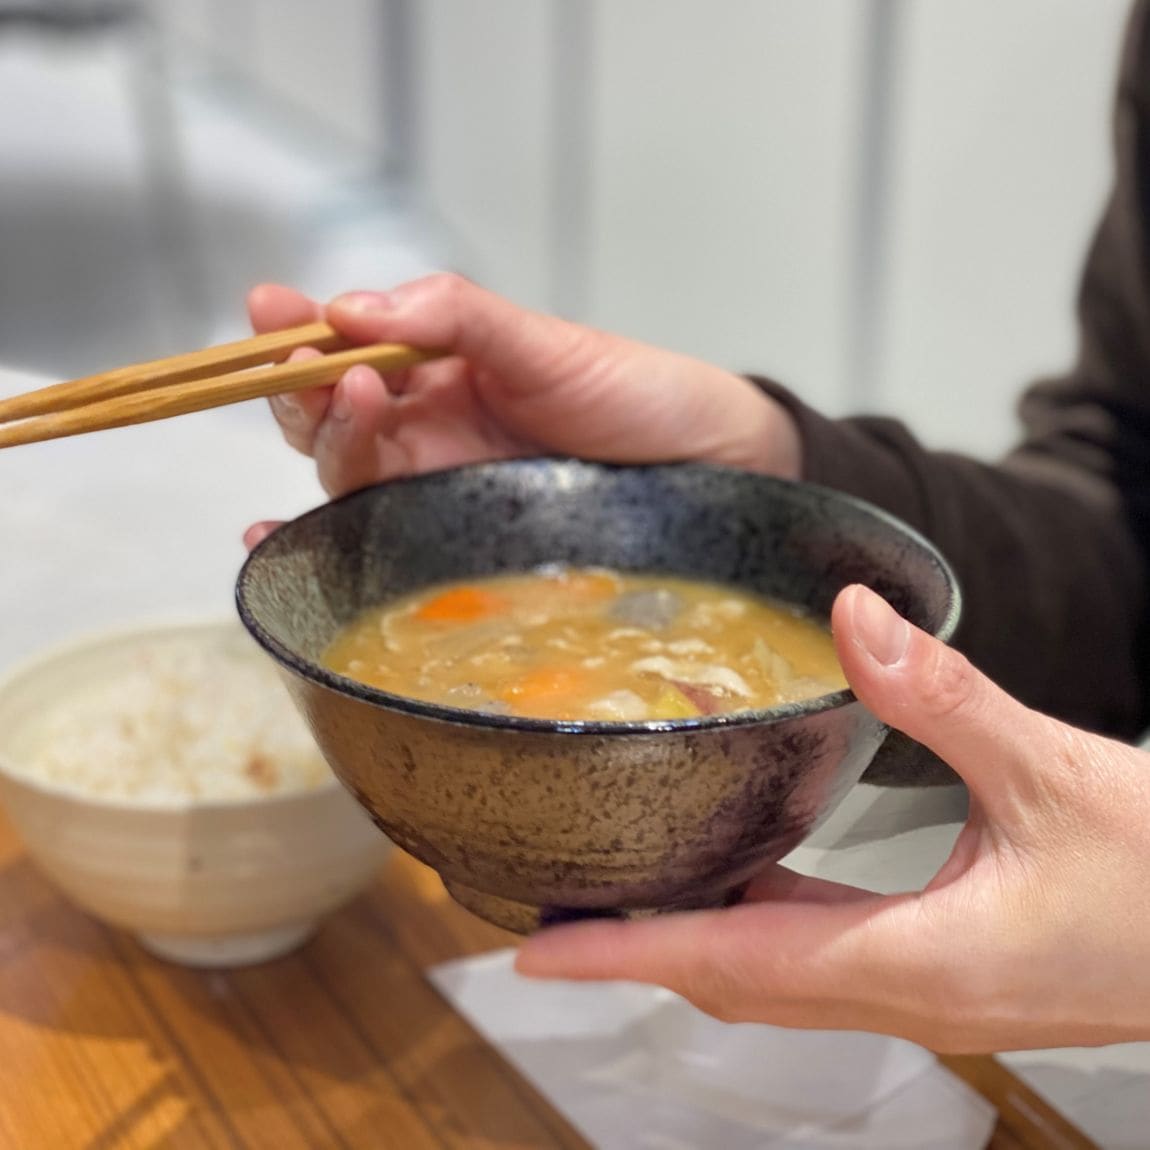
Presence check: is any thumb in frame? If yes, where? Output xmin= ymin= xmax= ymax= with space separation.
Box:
xmin=833 ymin=584 xmax=1046 ymax=812
xmin=326 ymin=274 xmax=605 ymax=395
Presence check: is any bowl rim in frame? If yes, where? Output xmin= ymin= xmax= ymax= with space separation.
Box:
xmin=0 ymin=616 xmax=343 ymax=812
xmin=235 ymin=459 xmax=963 ymax=736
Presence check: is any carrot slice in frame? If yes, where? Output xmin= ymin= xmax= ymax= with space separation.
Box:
xmin=415 ymin=586 xmax=507 ymax=624
xmin=501 ymin=666 xmax=589 ymax=710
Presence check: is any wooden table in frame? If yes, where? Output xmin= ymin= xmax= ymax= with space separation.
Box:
xmin=0 ymin=810 xmax=1093 ymax=1149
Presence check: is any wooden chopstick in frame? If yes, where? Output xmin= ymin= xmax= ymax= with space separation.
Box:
xmin=0 ymin=341 xmax=443 ymax=449
xmin=0 ymin=321 xmax=345 ymax=426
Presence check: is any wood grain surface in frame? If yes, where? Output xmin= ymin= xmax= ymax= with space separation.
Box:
xmin=0 ymin=809 xmax=1092 ymax=1149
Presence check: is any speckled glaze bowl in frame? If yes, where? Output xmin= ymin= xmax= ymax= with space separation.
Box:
xmin=237 ymin=460 xmax=960 ymax=933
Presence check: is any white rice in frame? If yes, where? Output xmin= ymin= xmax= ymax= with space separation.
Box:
xmin=15 ymin=631 xmax=332 ymax=803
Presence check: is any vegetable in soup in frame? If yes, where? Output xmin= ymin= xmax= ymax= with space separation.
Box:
xmin=322 ymin=567 xmax=846 ymax=721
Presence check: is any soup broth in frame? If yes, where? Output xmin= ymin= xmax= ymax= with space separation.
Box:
xmin=322 ymin=567 xmax=845 ymax=722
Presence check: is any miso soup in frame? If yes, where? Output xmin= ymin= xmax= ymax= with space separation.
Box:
xmin=322 ymin=566 xmax=846 ymax=722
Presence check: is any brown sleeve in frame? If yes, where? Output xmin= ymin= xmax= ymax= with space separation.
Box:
xmin=754 ymin=3 xmax=1150 ymax=780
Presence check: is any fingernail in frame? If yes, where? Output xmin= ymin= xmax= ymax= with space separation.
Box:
xmin=338 ymin=290 xmax=396 ymax=316
xmin=850 ymin=586 xmax=910 ymax=667
xmin=270 ymin=394 xmax=303 ymax=420
xmin=329 ymin=386 xmax=353 ymax=422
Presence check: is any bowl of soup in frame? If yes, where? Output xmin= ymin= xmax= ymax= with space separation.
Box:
xmin=236 ymin=459 xmax=960 ymax=932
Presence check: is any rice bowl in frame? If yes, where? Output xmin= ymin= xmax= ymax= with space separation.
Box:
xmin=10 ymin=628 xmax=334 ymax=803
xmin=0 ymin=620 xmax=391 ymax=967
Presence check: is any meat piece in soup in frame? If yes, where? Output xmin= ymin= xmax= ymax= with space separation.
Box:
xmin=321 ymin=567 xmax=847 ymax=721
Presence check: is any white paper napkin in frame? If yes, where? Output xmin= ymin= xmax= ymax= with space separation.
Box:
xmin=431 ymin=949 xmax=995 ymax=1149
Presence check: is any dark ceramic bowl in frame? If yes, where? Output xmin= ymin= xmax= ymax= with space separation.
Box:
xmin=236 ymin=459 xmax=960 ymax=933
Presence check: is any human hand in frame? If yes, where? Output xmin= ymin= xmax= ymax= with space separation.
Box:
xmin=247 ymin=275 xmax=801 ymax=497
xmin=515 ymin=584 xmax=1150 ymax=1053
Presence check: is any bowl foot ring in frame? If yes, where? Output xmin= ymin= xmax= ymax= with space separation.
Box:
xmin=442 ymin=879 xmax=748 ymax=935
xmin=136 ymin=920 xmax=316 ymax=967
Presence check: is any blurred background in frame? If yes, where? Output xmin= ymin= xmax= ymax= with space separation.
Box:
xmin=2 ymin=9 xmax=1148 ymax=1141
xmin=0 ymin=0 xmax=1132 ymax=460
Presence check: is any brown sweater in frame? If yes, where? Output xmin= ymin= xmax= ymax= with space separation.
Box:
xmin=757 ymin=2 xmax=1150 ymax=783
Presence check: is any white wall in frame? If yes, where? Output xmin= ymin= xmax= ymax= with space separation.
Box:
xmin=875 ymin=0 xmax=1129 ymax=456
xmin=414 ymin=0 xmax=557 ymax=307
xmin=159 ymin=0 xmax=391 ymax=157
xmin=155 ymin=0 xmax=224 ymax=49
xmin=245 ymin=0 xmax=388 ymax=155
xmin=584 ymin=0 xmax=868 ymax=415
xmin=412 ymin=0 xmax=869 ymax=415
xmin=158 ymin=0 xmax=260 ymax=86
